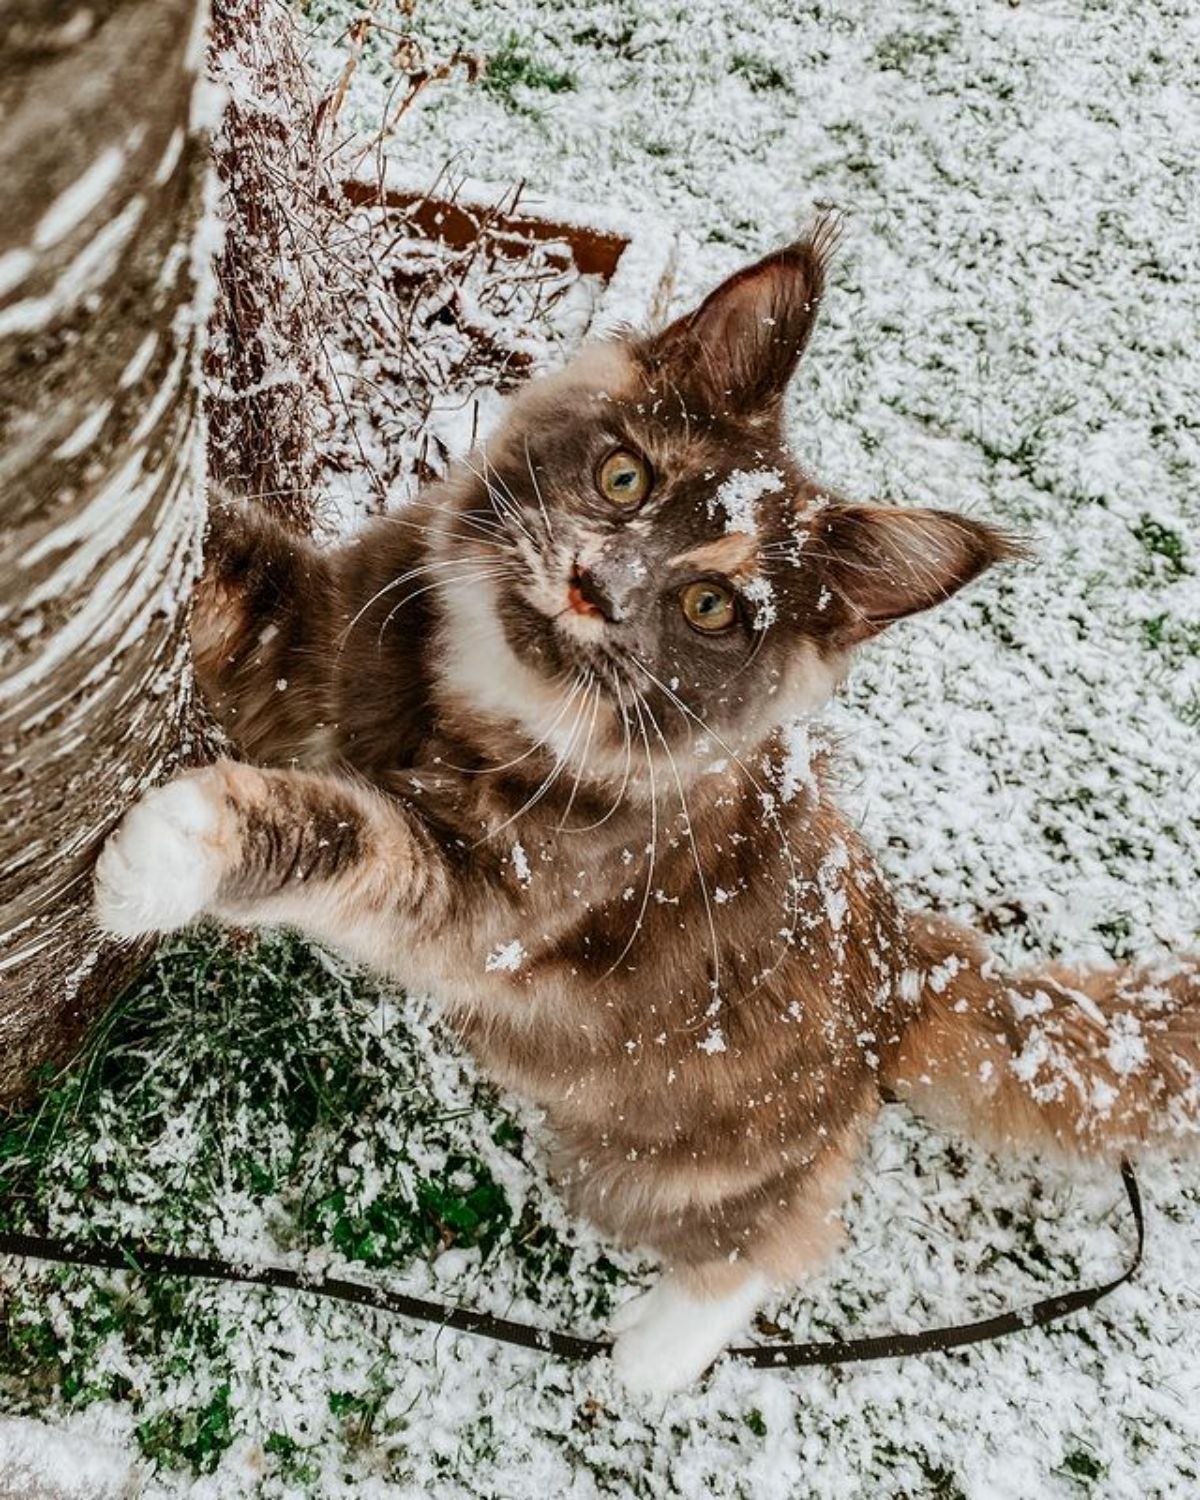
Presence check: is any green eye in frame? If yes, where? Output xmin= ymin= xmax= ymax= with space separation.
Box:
xmin=680 ymin=580 xmax=736 ymax=633
xmin=597 ymin=448 xmax=652 ymax=507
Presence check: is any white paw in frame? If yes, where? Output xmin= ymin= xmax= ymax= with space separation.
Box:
xmin=608 ymin=1287 xmax=655 ymax=1336
xmin=609 ymin=1273 xmax=767 ymax=1398
xmin=94 ymin=776 xmax=227 ymax=938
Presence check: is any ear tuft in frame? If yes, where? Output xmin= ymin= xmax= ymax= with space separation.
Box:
xmin=815 ymin=505 xmax=1027 ymax=644
xmin=639 ymin=214 xmax=840 ymax=415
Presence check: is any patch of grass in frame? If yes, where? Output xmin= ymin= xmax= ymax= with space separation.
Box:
xmin=1141 ymin=611 xmax=1169 ymax=649
xmin=571 ymin=21 xmax=637 ymax=54
xmin=1133 ymin=515 xmax=1188 ymax=577
xmin=1178 ymin=690 xmax=1200 ymax=729
xmin=265 ymin=1431 xmax=322 ymax=1486
xmin=0 ymin=927 xmax=621 ymax=1482
xmin=873 ymin=1441 xmax=967 ymax=1500
xmin=418 ymin=1158 xmax=510 ymax=1249
xmin=732 ymin=53 xmax=789 ymax=92
xmin=743 ymin=1407 xmax=767 ymax=1437
xmin=136 ymin=1384 xmax=234 ymax=1474
xmin=1056 ymin=1444 xmax=1108 ymax=1487
xmin=481 ymin=35 xmax=576 ymax=112
xmin=873 ymin=24 xmax=961 ymax=73
xmin=1139 ymin=610 xmax=1200 ymax=657
xmin=0 ymin=931 xmax=525 ymax=1472
xmin=307 ymin=1152 xmax=511 ymax=1265
xmin=1095 ymin=912 xmax=1135 ymax=959
xmin=0 ymin=932 xmax=388 ymax=1246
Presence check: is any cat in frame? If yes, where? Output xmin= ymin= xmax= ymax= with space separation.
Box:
xmin=94 ymin=223 xmax=1200 ymax=1396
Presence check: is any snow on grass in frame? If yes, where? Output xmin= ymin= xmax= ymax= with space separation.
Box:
xmin=4 ymin=1 xmax=1199 ymax=1496
xmin=2 ymin=934 xmax=1196 ymax=1498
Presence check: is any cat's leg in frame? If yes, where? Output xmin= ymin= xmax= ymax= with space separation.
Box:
xmin=94 ymin=759 xmax=448 ymax=957
xmin=608 ymin=1122 xmax=866 ymax=1396
xmin=192 ymin=495 xmax=337 ymax=765
xmin=609 ymin=1261 xmax=771 ymax=1396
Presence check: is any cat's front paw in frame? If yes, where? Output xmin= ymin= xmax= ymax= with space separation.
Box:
xmin=94 ymin=775 xmax=230 ymax=938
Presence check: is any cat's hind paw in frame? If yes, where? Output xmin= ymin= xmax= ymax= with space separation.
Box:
xmin=608 ymin=1272 xmax=767 ymax=1398
xmin=94 ymin=776 xmax=228 ymax=938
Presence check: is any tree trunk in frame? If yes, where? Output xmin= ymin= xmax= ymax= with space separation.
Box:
xmin=0 ymin=0 xmax=214 ymax=1105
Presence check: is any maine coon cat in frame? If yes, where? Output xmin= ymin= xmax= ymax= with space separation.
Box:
xmin=94 ymin=226 xmax=1200 ymax=1395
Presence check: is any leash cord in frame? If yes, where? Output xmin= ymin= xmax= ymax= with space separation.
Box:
xmin=0 ymin=1162 xmax=1142 ymax=1369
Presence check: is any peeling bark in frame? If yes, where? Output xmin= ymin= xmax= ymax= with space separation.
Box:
xmin=0 ymin=0 xmax=214 ymax=1105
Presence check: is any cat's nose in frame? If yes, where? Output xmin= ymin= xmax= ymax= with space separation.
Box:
xmin=568 ymin=564 xmax=621 ymax=621
xmin=569 ymin=535 xmax=647 ymax=622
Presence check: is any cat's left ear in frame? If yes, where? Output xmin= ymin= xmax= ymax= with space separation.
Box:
xmin=641 ymin=218 xmax=837 ymax=414
xmin=814 ymin=504 xmax=1026 ymax=645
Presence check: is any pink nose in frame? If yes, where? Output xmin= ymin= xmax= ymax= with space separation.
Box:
xmin=567 ymin=583 xmax=599 ymax=616
xmin=567 ymin=566 xmax=609 ymax=618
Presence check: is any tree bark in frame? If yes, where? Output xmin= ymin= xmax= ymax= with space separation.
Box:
xmin=0 ymin=0 xmax=214 ymax=1105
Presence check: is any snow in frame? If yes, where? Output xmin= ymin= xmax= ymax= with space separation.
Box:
xmin=484 ymin=938 xmax=526 ymax=973
xmin=0 ymin=1416 xmax=135 ymax=1499
xmin=710 ymin=467 xmax=785 ymax=533
xmin=740 ymin=573 xmax=777 ymax=631
xmin=5 ymin=0 xmax=1200 ymax=1496
xmin=0 ymin=249 xmax=35 ymax=299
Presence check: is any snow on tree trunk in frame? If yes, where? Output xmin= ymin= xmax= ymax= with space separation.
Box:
xmin=0 ymin=0 xmax=216 ymax=1106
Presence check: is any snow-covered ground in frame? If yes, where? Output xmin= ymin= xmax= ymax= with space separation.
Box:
xmin=3 ymin=2 xmax=1198 ymax=1496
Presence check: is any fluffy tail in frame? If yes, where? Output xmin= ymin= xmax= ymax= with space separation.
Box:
xmin=881 ymin=913 xmax=1200 ymax=1159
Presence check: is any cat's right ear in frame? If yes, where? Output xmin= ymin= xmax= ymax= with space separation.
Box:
xmin=638 ymin=217 xmax=838 ymax=416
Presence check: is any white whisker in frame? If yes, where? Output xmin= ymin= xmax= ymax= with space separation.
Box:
xmin=627 ymin=655 xmax=804 ymax=976
xmin=475 ymin=674 xmax=594 ymax=846
xmin=338 ymin=550 xmax=508 ymax=651
xmin=376 ymin=565 xmax=518 ymax=643
xmin=556 ymin=677 xmax=602 ymax=831
xmin=598 ymin=690 xmax=659 ymax=982
xmin=564 ymin=673 xmax=634 ymax=833
xmin=641 ymin=693 xmax=723 ymax=1015
xmin=524 ymin=434 xmax=555 ymax=543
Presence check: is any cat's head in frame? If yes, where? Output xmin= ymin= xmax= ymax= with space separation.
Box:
xmin=432 ymin=222 xmax=1020 ymax=784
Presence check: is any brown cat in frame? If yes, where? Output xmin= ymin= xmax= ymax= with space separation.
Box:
xmin=94 ymin=227 xmax=1200 ymax=1395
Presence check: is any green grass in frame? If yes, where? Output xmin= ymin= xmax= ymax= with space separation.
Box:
xmin=1132 ymin=515 xmax=1189 ymax=577
xmin=1056 ymin=1445 xmax=1108 ymax=1487
xmin=730 ymin=53 xmax=789 ymax=92
xmin=0 ymin=930 xmax=613 ymax=1481
xmin=481 ymin=34 xmax=576 ymax=112
xmin=137 ymin=1386 xmax=235 ymax=1475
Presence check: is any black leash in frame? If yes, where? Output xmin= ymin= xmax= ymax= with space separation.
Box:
xmin=0 ymin=1162 xmax=1143 ymax=1370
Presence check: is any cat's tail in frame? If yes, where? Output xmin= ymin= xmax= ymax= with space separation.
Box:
xmin=880 ymin=912 xmax=1200 ymax=1159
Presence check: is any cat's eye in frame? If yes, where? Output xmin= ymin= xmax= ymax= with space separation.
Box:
xmin=680 ymin=580 xmax=736 ymax=633
xmin=597 ymin=448 xmax=652 ymax=508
